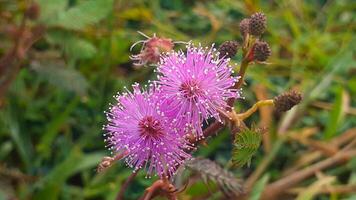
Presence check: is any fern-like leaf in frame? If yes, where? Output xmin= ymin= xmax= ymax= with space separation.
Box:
xmin=185 ymin=157 xmax=244 ymax=196
xmin=232 ymin=128 xmax=262 ymax=167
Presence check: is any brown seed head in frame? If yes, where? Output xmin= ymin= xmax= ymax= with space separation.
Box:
xmin=249 ymin=12 xmax=267 ymax=36
xmin=239 ymin=18 xmax=250 ymax=36
xmin=253 ymin=41 xmax=271 ymax=62
xmin=218 ymin=40 xmax=240 ymax=59
xmin=274 ymin=91 xmax=302 ymax=112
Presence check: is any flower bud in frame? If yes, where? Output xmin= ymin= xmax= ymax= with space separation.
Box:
xmin=249 ymin=12 xmax=267 ymax=36
xmin=218 ymin=41 xmax=239 ymax=59
xmin=130 ymin=34 xmax=174 ymax=66
xmin=274 ymin=91 xmax=302 ymax=112
xmin=239 ymin=18 xmax=250 ymax=36
xmin=253 ymin=41 xmax=271 ymax=62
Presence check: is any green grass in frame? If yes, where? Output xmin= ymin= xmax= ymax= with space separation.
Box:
xmin=0 ymin=0 xmax=355 ymax=199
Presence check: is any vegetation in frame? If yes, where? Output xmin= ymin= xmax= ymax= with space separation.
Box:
xmin=0 ymin=0 xmax=355 ymax=199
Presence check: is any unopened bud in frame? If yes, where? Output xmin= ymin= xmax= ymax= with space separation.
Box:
xmin=253 ymin=41 xmax=271 ymax=62
xmin=97 ymin=156 xmax=115 ymax=173
xmin=218 ymin=41 xmax=239 ymax=59
xmin=130 ymin=33 xmax=174 ymax=66
xmin=239 ymin=18 xmax=250 ymax=36
xmin=274 ymin=91 xmax=302 ymax=112
xmin=249 ymin=12 xmax=267 ymax=36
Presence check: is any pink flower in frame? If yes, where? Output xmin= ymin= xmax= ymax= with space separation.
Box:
xmin=104 ymin=83 xmax=190 ymax=178
xmin=157 ymin=44 xmax=240 ymax=137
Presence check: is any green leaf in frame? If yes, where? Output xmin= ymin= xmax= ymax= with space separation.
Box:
xmin=232 ymin=128 xmax=262 ymax=167
xmin=36 ymin=0 xmax=67 ymax=22
xmin=64 ymin=38 xmax=97 ymax=60
xmin=31 ymin=61 xmax=89 ymax=96
xmin=0 ymin=141 xmax=13 ymax=161
xmin=46 ymin=31 xmax=97 ymax=60
xmin=37 ymin=97 xmax=80 ymax=157
xmin=249 ymin=174 xmax=270 ymax=200
xmin=0 ymin=103 xmax=34 ymax=171
xmin=73 ymin=152 xmax=105 ymax=173
xmin=34 ymin=148 xmax=82 ymax=200
xmin=34 ymin=149 xmax=103 ymax=200
xmin=324 ymin=86 xmax=349 ymax=140
xmin=48 ymin=0 xmax=114 ymax=30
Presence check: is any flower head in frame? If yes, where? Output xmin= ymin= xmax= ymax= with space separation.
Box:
xmin=104 ymin=83 xmax=190 ymax=178
xmin=252 ymin=41 xmax=271 ymax=62
xmin=218 ymin=40 xmax=240 ymax=59
xmin=130 ymin=32 xmax=174 ymax=66
xmin=239 ymin=18 xmax=250 ymax=37
xmin=157 ymin=44 xmax=240 ymax=137
xmin=274 ymin=90 xmax=302 ymax=112
xmin=249 ymin=12 xmax=267 ymax=36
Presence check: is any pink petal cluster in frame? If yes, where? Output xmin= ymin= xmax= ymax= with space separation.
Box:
xmin=157 ymin=44 xmax=240 ymax=137
xmin=104 ymin=42 xmax=240 ymax=177
xmin=104 ymin=83 xmax=190 ymax=178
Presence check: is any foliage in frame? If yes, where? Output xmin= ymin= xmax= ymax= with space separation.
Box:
xmin=0 ymin=0 xmax=355 ymax=199
xmin=232 ymin=128 xmax=262 ymax=167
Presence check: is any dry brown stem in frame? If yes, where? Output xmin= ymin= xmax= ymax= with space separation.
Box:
xmin=253 ymin=84 xmax=273 ymax=153
xmin=260 ymin=149 xmax=356 ymax=200
xmin=0 ymin=16 xmax=45 ymax=99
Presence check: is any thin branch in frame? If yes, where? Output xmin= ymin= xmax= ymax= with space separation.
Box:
xmin=282 ymin=128 xmax=356 ymax=176
xmin=287 ymin=184 xmax=356 ymax=195
xmin=253 ymin=85 xmax=273 ymax=153
xmin=237 ymin=99 xmax=274 ymax=120
xmin=97 ymin=151 xmax=128 ymax=173
xmin=139 ymin=177 xmax=178 ymax=200
xmin=116 ymin=170 xmax=139 ymax=200
xmin=0 ymin=20 xmax=45 ymax=99
xmin=261 ymin=149 xmax=356 ymax=200
xmin=0 ymin=164 xmax=37 ymax=182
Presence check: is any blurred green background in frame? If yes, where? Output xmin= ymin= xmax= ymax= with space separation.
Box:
xmin=0 ymin=0 xmax=355 ymax=199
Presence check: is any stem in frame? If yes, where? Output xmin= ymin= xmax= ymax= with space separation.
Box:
xmin=227 ymin=59 xmax=250 ymax=107
xmin=287 ymin=184 xmax=356 ymax=195
xmin=116 ymin=170 xmax=139 ymax=200
xmin=237 ymin=99 xmax=274 ymax=120
xmin=261 ymin=149 xmax=356 ymax=200
xmin=0 ymin=21 xmax=45 ymax=99
xmin=140 ymin=178 xmax=177 ymax=200
xmin=97 ymin=151 xmax=127 ymax=173
xmin=253 ymin=85 xmax=273 ymax=153
xmin=196 ymin=56 xmax=251 ymax=143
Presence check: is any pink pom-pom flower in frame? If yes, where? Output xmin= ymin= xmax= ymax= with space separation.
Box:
xmin=157 ymin=44 xmax=241 ymax=138
xmin=104 ymin=83 xmax=190 ymax=178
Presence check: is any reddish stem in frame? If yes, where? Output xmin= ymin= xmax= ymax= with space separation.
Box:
xmin=116 ymin=170 xmax=139 ymax=200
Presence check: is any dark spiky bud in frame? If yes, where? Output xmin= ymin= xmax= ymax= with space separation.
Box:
xmin=274 ymin=91 xmax=302 ymax=112
xmin=218 ymin=41 xmax=239 ymax=59
xmin=25 ymin=3 xmax=40 ymax=20
xmin=239 ymin=18 xmax=250 ymax=36
xmin=253 ymin=41 xmax=271 ymax=62
xmin=249 ymin=12 xmax=267 ymax=36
